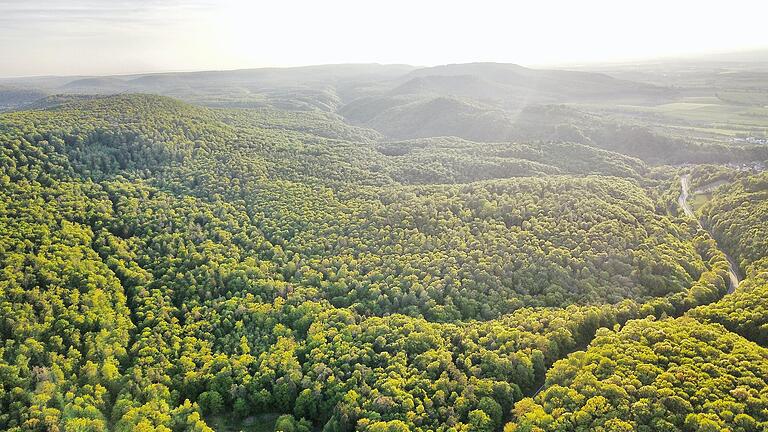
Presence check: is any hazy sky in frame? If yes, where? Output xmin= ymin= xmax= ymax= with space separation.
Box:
xmin=1 ymin=0 xmax=767 ymax=77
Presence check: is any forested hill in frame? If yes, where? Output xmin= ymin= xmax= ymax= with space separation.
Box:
xmin=4 ymin=61 xmax=768 ymax=166
xmin=0 ymin=94 xmax=767 ymax=432
xmin=511 ymin=170 xmax=768 ymax=431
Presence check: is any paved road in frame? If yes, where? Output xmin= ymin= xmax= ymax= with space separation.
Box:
xmin=528 ymin=175 xmax=743 ymax=400
xmin=679 ymin=174 xmax=741 ymax=293
xmin=678 ymin=174 xmax=696 ymax=219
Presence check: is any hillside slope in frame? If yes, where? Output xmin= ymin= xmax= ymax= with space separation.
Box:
xmin=0 ymin=94 xmax=752 ymax=431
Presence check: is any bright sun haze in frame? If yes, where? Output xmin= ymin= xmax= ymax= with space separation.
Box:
xmin=1 ymin=0 xmax=767 ymax=76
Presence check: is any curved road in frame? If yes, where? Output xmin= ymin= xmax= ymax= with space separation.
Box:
xmin=679 ymin=174 xmax=741 ymax=293
xmin=528 ymin=175 xmax=742 ymax=400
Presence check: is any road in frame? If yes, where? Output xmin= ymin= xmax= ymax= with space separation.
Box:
xmin=528 ymin=175 xmax=743 ymax=400
xmin=679 ymin=174 xmax=741 ymax=293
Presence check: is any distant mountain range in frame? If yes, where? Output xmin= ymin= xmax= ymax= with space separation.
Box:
xmin=1 ymin=62 xmax=672 ymax=108
xmin=2 ymin=58 xmax=767 ymax=164
xmin=0 ymin=62 xmax=680 ymax=142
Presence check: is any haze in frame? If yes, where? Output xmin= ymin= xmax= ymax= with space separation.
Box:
xmin=1 ymin=0 xmax=767 ymax=77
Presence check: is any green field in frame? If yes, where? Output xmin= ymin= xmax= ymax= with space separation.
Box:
xmin=691 ymin=192 xmax=713 ymax=211
xmin=654 ymin=100 xmax=768 ymax=124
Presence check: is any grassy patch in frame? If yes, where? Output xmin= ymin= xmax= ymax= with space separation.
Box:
xmin=691 ymin=192 xmax=712 ymax=212
xmin=717 ymin=90 xmax=768 ymax=107
xmin=653 ymin=100 xmax=768 ymax=126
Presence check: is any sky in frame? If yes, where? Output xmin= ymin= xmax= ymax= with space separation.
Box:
xmin=1 ymin=0 xmax=767 ymax=77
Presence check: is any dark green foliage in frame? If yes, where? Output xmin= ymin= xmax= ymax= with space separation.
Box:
xmin=691 ymin=272 xmax=768 ymax=345
xmin=689 ymin=171 xmax=768 ymax=344
xmin=699 ymin=172 xmax=768 ymax=275
xmin=506 ymin=317 xmax=768 ymax=431
xmin=0 ymin=94 xmax=765 ymax=432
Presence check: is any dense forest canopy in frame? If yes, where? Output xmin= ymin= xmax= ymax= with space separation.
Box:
xmin=0 ymin=58 xmax=766 ymax=432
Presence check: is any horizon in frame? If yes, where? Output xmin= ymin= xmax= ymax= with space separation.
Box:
xmin=2 ymin=0 xmax=768 ymax=78
xmin=3 ymin=46 xmax=768 ymax=81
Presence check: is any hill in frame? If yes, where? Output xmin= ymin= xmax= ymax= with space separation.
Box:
xmin=0 ymin=94 xmax=753 ymax=431
xmin=2 ymin=61 xmax=768 ymax=166
xmin=62 ymin=76 xmax=131 ymax=93
xmin=0 ymin=85 xmax=48 ymax=110
xmin=400 ymin=62 xmax=675 ymax=105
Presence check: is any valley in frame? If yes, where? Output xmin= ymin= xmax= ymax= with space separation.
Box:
xmin=0 ymin=59 xmax=767 ymax=432
xmin=679 ymin=174 xmax=741 ymax=292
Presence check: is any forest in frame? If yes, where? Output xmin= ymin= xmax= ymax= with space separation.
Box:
xmin=0 ymin=89 xmax=766 ymax=432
